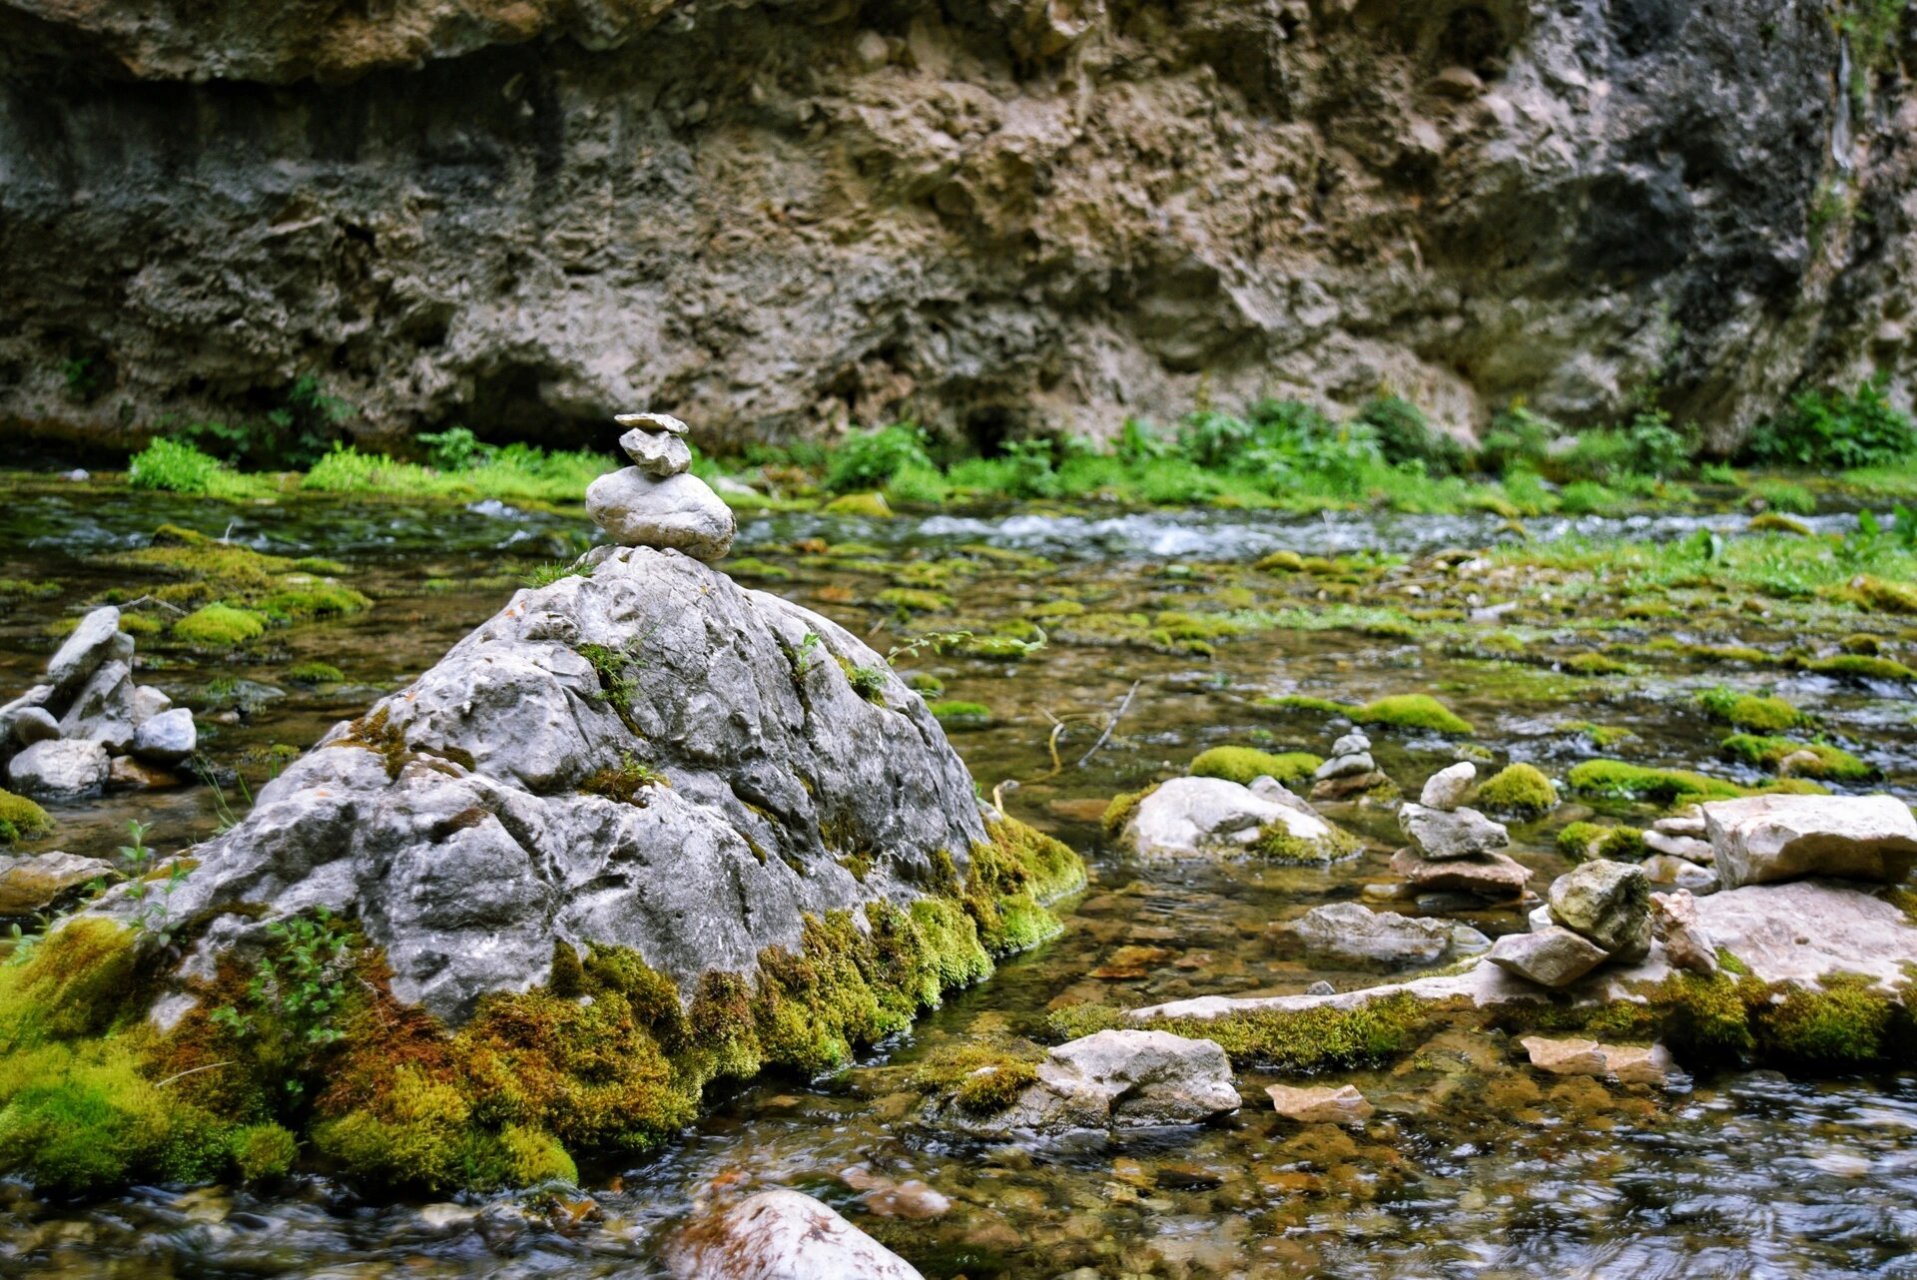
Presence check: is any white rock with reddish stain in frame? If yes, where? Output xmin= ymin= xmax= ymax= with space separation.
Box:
xmin=665 ymin=1189 xmax=922 ymax=1280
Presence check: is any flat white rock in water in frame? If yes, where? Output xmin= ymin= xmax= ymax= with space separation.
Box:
xmin=666 ymin=1189 xmax=922 ymax=1280
xmin=971 ymin=1030 xmax=1239 ymax=1133
xmin=1267 ymin=1082 xmax=1373 ymax=1125
xmin=1704 ymin=794 xmax=1917 ymax=888
xmin=1286 ymin=901 xmax=1455 ymax=968
xmin=1124 ymin=776 xmax=1342 ymax=859
xmin=586 ymin=468 xmax=736 ymax=561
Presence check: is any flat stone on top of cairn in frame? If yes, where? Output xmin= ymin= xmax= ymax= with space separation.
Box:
xmin=587 ymin=410 xmax=735 ymax=562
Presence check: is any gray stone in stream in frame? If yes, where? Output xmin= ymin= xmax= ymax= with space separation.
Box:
xmin=1287 ymin=901 xmax=1453 ymax=968
xmin=1487 ymin=925 xmax=1609 ymax=988
xmin=586 ymin=468 xmax=736 ymax=561
xmin=1313 ymin=752 xmax=1375 ymax=781
xmin=1389 ymin=846 xmax=1532 ymax=899
xmin=6 ymin=738 xmax=111 ymax=800
xmin=130 ymin=685 xmax=173 ymax=727
xmin=58 ymin=659 xmax=137 ymax=754
xmin=0 ymin=686 xmax=55 ymax=751
xmin=11 ymin=707 xmax=58 ymax=747
xmin=0 ymin=852 xmax=117 ymax=916
xmin=1398 ymin=803 xmax=1509 ymax=859
xmin=44 ymin=606 xmax=122 ymax=699
xmin=1330 ymin=732 xmax=1370 ymax=757
xmin=967 ymin=1030 xmax=1239 ymax=1133
xmin=1644 ymin=829 xmax=1713 ymax=862
xmin=665 ymin=1189 xmax=923 ymax=1280
xmin=1124 ymin=776 xmax=1345 ymax=860
xmin=1642 ymin=854 xmax=1719 ymax=894
xmin=131 ymin=708 xmax=197 ymax=766
xmin=1703 ymin=794 xmax=1917 ymax=888
xmin=1419 ymin=762 xmax=1476 ymax=811
xmin=1248 ymin=775 xmax=1321 ymax=817
xmin=1548 ymin=859 xmax=1652 ymax=960
xmin=138 ymin=546 xmax=995 ymax=1024
xmin=619 ymin=427 xmax=693 ymax=478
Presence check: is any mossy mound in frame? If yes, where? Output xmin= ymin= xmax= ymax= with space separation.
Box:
xmin=928 ymin=700 xmax=992 ymax=729
xmin=0 ymin=789 xmax=52 ymax=845
xmin=1566 ymin=760 xmax=1753 ymax=805
xmin=1048 ymin=993 xmax=1435 ymax=1074
xmin=0 ymin=818 xmax=1082 ymax=1199
xmin=1851 ymin=575 xmax=1917 ymax=616
xmin=1719 ymin=735 xmax=1875 ymax=782
xmin=1262 ymin=692 xmax=1473 ymax=736
xmin=1805 ymin=654 xmax=1917 ymax=682
xmin=106 ymin=525 xmax=369 ymax=647
xmin=1188 ymin=746 xmax=1321 ymax=787
xmin=1474 ymin=763 xmax=1559 ymax=818
xmin=1555 ymin=821 xmax=1647 ymax=861
xmin=1695 ymin=687 xmax=1808 ymax=733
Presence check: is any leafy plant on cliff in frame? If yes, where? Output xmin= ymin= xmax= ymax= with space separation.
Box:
xmin=1745 ymin=377 xmax=1916 ymax=470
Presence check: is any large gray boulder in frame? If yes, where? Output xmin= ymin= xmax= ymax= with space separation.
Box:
xmin=58 ymin=658 xmax=138 ymax=755
xmin=1286 ymin=901 xmax=1459 ymax=969
xmin=151 ymin=546 xmax=1006 ymax=1022
xmin=1704 ymin=795 xmax=1917 ymax=888
xmin=44 ymin=607 xmax=125 ymax=700
xmin=955 ymin=1030 xmax=1239 ymax=1134
xmin=665 ymin=1189 xmax=922 ymax=1280
xmin=1398 ymin=803 xmax=1509 ymax=859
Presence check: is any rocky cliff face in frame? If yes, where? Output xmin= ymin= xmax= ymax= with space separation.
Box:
xmin=1 ymin=0 xmax=1911 ymax=452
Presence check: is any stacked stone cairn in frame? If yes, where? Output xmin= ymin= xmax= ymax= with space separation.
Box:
xmin=1308 ymin=730 xmax=1390 ymax=801
xmin=1383 ymin=762 xmax=1533 ymax=903
xmin=1488 ymin=858 xmax=1653 ymax=988
xmin=584 ymin=412 xmax=735 ymax=561
xmin=1 ymin=605 xmax=196 ymax=801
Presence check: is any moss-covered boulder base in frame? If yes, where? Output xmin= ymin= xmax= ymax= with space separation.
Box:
xmin=32 ymin=545 xmax=1081 ymax=1194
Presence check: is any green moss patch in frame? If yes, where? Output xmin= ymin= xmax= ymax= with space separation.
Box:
xmin=1555 ymin=821 xmax=1646 ymax=861
xmin=1474 ymin=763 xmax=1558 ymax=818
xmin=0 ymin=789 xmax=52 ymax=845
xmin=1695 ymin=687 xmax=1808 ymax=733
xmin=107 ymin=525 xmax=369 ymax=646
xmin=928 ymin=700 xmax=993 ymax=729
xmin=1140 ymin=993 xmax=1434 ymax=1073
xmin=1566 ymin=760 xmax=1752 ymax=805
xmin=173 ymin=603 xmax=268 ymax=649
xmin=1188 ymin=746 xmax=1321 ymax=787
xmin=1719 ymin=735 xmax=1875 ymax=781
xmin=1261 ymin=692 xmax=1473 ymax=735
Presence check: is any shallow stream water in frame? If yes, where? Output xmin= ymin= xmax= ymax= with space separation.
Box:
xmin=0 ymin=479 xmax=1914 ymax=1277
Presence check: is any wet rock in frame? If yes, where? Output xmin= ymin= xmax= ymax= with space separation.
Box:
xmin=141 ymin=546 xmax=1008 ymax=1022
xmin=1330 ymin=732 xmax=1370 ymax=757
xmin=1285 ymin=901 xmax=1453 ymax=969
xmin=1487 ymin=926 xmax=1609 ymax=988
xmin=1686 ymin=880 xmax=1917 ymax=989
xmin=1419 ymin=762 xmax=1476 ymax=811
xmin=665 ymin=1189 xmax=922 ymax=1280
xmin=45 ymin=607 xmax=122 ymax=699
xmin=1398 ymin=803 xmax=1509 ymax=859
xmin=1248 ymin=776 xmax=1321 ymax=817
xmin=1266 ymin=1082 xmax=1373 ymax=1125
xmin=980 ymin=1030 xmax=1239 ymax=1133
xmin=1123 ymin=776 xmax=1347 ymax=860
xmin=0 ymin=851 xmax=116 ymax=916
xmin=619 ymin=424 xmax=693 ymax=478
xmin=1310 ymin=770 xmax=1392 ymax=802
xmin=1388 ymin=846 xmax=1532 ymax=900
xmin=1704 ymin=794 xmax=1917 ymax=888
xmin=1642 ymin=854 xmax=1719 ymax=894
xmin=10 ymin=707 xmax=58 ymax=747
xmin=1450 ymin=924 xmax=1492 ymax=954
xmin=109 ymin=755 xmax=183 ymax=790
xmin=130 ymin=685 xmax=173 ymax=726
xmin=0 ymin=685 xmax=54 ymax=749
xmin=1313 ymin=751 xmax=1376 ymax=781
xmin=585 ymin=469 xmax=736 ymax=562
xmin=131 ymin=707 xmax=197 ymax=765
xmin=840 ymin=1167 xmax=951 ymax=1221
xmin=57 ymin=658 xmax=136 ymax=754
xmin=1643 ymin=829 xmax=1713 ymax=862
xmin=1652 ymin=810 xmax=1707 ymax=838
xmin=6 ymin=738 xmax=111 ymax=800
xmin=1521 ymin=1036 xmax=1673 ymax=1084
xmin=1651 ymin=889 xmax=1717 ymax=975
xmin=1548 ymin=860 xmax=1652 ymax=960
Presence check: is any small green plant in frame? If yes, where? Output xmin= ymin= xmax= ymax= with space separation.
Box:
xmin=210 ymin=909 xmax=356 ymax=1097
xmin=61 ymin=356 xmax=101 ymax=402
xmin=418 ymin=426 xmax=494 ymax=472
xmin=845 ymin=664 xmax=888 ymax=702
xmin=793 ymin=631 xmax=825 ymax=676
xmin=1745 ymin=377 xmax=1915 ymax=470
xmin=888 ymin=630 xmax=975 ymax=662
xmin=824 ymin=424 xmax=936 ymax=493
xmin=523 ymin=559 xmax=586 ymax=588
xmin=117 ymin=820 xmax=189 ymax=945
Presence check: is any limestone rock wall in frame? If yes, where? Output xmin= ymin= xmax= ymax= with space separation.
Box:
xmin=0 ymin=0 xmax=1911 ymax=452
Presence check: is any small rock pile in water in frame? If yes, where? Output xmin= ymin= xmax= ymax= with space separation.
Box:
xmin=0 ymin=604 xmax=196 ymax=801
xmin=1309 ymin=729 xmax=1390 ymax=801
xmin=1381 ymin=762 xmax=1533 ymax=904
xmin=1488 ymin=858 xmax=1650 ymax=987
xmin=934 ymin=1029 xmax=1240 ymax=1136
xmin=584 ymin=412 xmax=736 ymax=561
